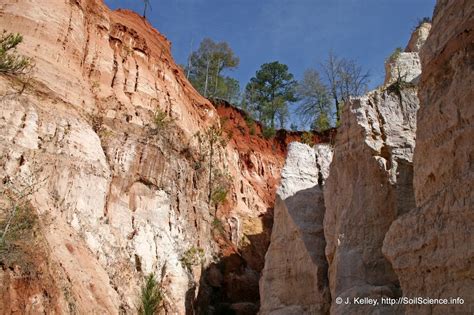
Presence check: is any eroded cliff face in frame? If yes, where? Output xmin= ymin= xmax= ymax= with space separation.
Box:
xmin=260 ymin=1 xmax=472 ymax=314
xmin=0 ymin=1 xmax=297 ymax=314
xmin=382 ymin=1 xmax=474 ymax=314
xmin=323 ymin=28 xmax=423 ymax=315
xmin=259 ymin=143 xmax=333 ymax=315
xmin=195 ymin=101 xmax=335 ymax=314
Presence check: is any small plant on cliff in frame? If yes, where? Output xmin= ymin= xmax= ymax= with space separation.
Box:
xmin=210 ymin=169 xmax=232 ymax=208
xmin=387 ymin=65 xmax=413 ymax=95
xmin=0 ymin=31 xmax=33 ymax=75
xmin=0 ymin=174 xmax=46 ymax=273
xmin=180 ymin=246 xmax=205 ymax=271
xmin=413 ymin=16 xmax=431 ymax=31
xmin=386 ymin=65 xmax=415 ymax=110
xmin=153 ymin=108 xmax=174 ymax=131
xmin=386 ymin=47 xmax=403 ymax=64
xmin=203 ymin=125 xmax=227 ymax=203
xmin=300 ymin=131 xmax=314 ymax=146
xmin=138 ymin=273 xmax=163 ymax=315
xmin=211 ymin=217 xmax=225 ymax=234
xmin=211 ymin=186 xmax=228 ymax=206
xmin=0 ymin=203 xmax=37 ymax=256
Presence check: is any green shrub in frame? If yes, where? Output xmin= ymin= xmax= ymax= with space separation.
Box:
xmin=244 ymin=116 xmax=256 ymax=135
xmin=413 ymin=17 xmax=431 ymax=30
xmin=211 ymin=187 xmax=228 ymax=206
xmin=138 ymin=273 xmax=163 ymax=315
xmin=249 ymin=125 xmax=256 ymax=135
xmin=211 ymin=217 xmax=225 ymax=234
xmin=314 ymin=112 xmax=330 ymax=132
xmin=210 ymin=169 xmax=232 ymax=206
xmin=387 ymin=65 xmax=414 ymax=95
xmin=262 ymin=126 xmax=276 ymax=139
xmin=387 ymin=47 xmax=403 ymax=63
xmin=0 ymin=203 xmax=39 ymax=273
xmin=300 ymin=131 xmax=314 ymax=146
xmin=153 ymin=108 xmax=172 ymax=130
xmin=0 ymin=31 xmax=33 ymax=75
xmin=180 ymin=246 xmax=205 ymax=271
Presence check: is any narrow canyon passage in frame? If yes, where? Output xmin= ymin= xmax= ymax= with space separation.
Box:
xmin=0 ymin=0 xmax=472 ymax=314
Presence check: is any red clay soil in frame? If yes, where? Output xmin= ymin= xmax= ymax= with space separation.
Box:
xmin=212 ymin=98 xmax=336 ymax=158
xmin=108 ymin=8 xmax=215 ymax=121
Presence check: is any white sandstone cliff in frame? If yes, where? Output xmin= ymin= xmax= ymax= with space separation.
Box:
xmin=259 ymin=142 xmax=333 ymax=315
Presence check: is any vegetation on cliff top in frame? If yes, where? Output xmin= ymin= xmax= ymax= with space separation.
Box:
xmin=185 ymin=38 xmax=369 ymax=134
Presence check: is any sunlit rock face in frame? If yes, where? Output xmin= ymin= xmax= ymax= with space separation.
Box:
xmin=384 ymin=22 xmax=431 ymax=86
xmin=0 ymin=1 xmax=290 ymax=314
xmin=259 ymin=142 xmax=333 ymax=315
xmin=383 ymin=1 xmax=474 ymax=314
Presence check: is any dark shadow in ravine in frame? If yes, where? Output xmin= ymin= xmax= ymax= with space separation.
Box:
xmin=190 ymin=210 xmax=273 ymax=315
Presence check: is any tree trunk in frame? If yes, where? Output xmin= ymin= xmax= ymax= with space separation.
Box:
xmin=333 ymin=93 xmax=340 ymax=123
xmin=208 ymin=139 xmax=214 ymax=205
xmin=186 ymin=38 xmax=193 ymax=79
xmin=204 ymin=58 xmax=210 ymax=97
xmin=214 ymin=59 xmax=220 ymax=96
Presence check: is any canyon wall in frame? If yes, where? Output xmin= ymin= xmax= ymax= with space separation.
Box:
xmin=383 ymin=1 xmax=474 ymax=314
xmin=0 ymin=0 xmax=308 ymax=313
xmin=0 ymin=0 xmax=472 ymax=314
xmin=259 ymin=143 xmax=332 ymax=315
xmin=323 ymin=36 xmax=421 ymax=315
xmin=260 ymin=1 xmax=472 ymax=314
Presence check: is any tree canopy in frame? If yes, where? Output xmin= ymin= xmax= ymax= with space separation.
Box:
xmin=244 ymin=61 xmax=297 ymax=129
xmin=186 ymin=38 xmax=240 ymax=103
xmin=296 ymin=69 xmax=332 ymax=131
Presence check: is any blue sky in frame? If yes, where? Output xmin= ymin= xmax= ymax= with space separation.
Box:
xmin=105 ymin=0 xmax=435 ymax=90
xmin=105 ymin=0 xmax=435 ymax=127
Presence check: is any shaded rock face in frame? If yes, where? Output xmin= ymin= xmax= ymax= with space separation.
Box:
xmin=259 ymin=143 xmax=333 ymax=315
xmin=383 ymin=1 xmax=474 ymax=314
xmin=324 ymin=38 xmax=422 ymax=315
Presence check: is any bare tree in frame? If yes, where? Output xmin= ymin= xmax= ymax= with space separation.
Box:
xmin=321 ymin=52 xmax=369 ymax=123
xmin=296 ymin=69 xmax=332 ymax=130
xmin=322 ymin=52 xmax=340 ymax=121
